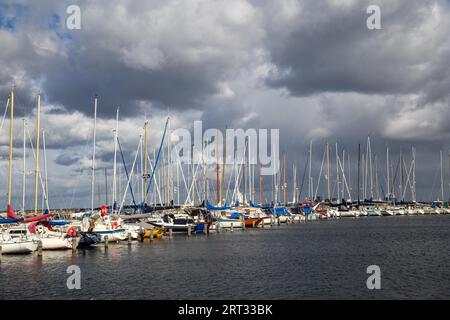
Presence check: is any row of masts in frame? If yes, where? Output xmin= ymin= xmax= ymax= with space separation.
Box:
xmin=3 ymin=92 xmax=450 ymax=211
xmin=1 ymin=90 xmax=45 ymax=213
xmin=79 ymin=97 xmax=450 ymax=208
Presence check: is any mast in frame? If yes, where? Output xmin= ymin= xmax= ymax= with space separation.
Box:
xmin=167 ymin=118 xmax=171 ymax=205
xmin=221 ymin=127 xmax=226 ymax=204
xmin=7 ymin=90 xmax=14 ymax=210
xmin=22 ymin=118 xmax=26 ymax=212
xmin=326 ymin=142 xmax=330 ymax=201
xmin=33 ymin=94 xmax=41 ymax=214
xmin=243 ymin=139 xmax=247 ymax=205
xmin=386 ymin=145 xmax=390 ymax=201
xmin=191 ymin=143 xmax=195 ymax=206
xmin=143 ymin=120 xmax=148 ymax=205
xmin=91 ymin=96 xmax=97 ymax=211
xmin=412 ymin=146 xmax=416 ymax=202
xmin=357 ymin=143 xmax=361 ymax=205
xmin=43 ymin=130 xmax=50 ymax=211
xmin=112 ymin=107 xmax=119 ymax=213
xmin=336 ymin=143 xmax=340 ymax=204
xmin=400 ymin=149 xmax=403 ymax=201
xmin=216 ymin=129 xmax=220 ymax=204
xmin=292 ymin=164 xmax=296 ymax=203
xmin=283 ymin=153 xmax=286 ymax=205
xmin=440 ymin=149 xmax=444 ymax=201
xmin=368 ymin=136 xmax=374 ymax=200
xmin=375 ymin=154 xmax=380 ymax=201
xmin=342 ymin=149 xmax=345 ymax=200
xmin=104 ymin=168 xmax=108 ymax=205
xmin=308 ymin=140 xmax=312 ymax=200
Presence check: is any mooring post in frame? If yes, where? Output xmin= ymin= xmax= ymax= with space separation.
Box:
xmin=128 ymin=232 xmax=132 ymax=245
xmin=188 ymin=225 xmax=191 ymax=237
xmin=105 ymin=235 xmax=109 ymax=249
xmin=169 ymin=228 xmax=173 ymax=240
xmin=269 ymin=216 xmax=273 ymax=228
xmin=37 ymin=240 xmax=43 ymax=256
xmin=72 ymin=238 xmax=77 ymax=252
xmin=0 ymin=244 xmax=2 ymax=262
xmin=231 ymin=223 xmax=234 ymax=232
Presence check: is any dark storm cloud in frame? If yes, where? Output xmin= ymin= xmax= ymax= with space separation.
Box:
xmin=0 ymin=0 xmax=264 ymax=118
xmin=264 ymin=0 xmax=450 ymax=104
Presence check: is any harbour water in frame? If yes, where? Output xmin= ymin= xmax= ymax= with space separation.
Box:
xmin=1 ymin=215 xmax=450 ymax=300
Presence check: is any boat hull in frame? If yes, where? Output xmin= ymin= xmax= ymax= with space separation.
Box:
xmin=0 ymin=240 xmax=38 ymax=254
xmin=41 ymin=237 xmax=76 ymax=250
xmin=215 ymin=219 xmax=244 ymax=229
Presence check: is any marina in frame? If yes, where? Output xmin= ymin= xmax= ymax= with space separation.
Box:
xmin=1 ymin=1 xmax=450 ymax=304
xmin=2 ymin=90 xmax=450 ymax=260
xmin=2 ymin=215 xmax=450 ymax=299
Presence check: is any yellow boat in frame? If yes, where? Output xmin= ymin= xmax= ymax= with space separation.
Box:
xmin=142 ymin=228 xmax=164 ymax=239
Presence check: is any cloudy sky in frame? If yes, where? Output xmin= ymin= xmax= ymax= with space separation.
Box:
xmin=1 ymin=0 xmax=450 ymax=209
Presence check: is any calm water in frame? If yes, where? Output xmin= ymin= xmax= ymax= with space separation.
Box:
xmin=1 ymin=215 xmax=450 ymax=299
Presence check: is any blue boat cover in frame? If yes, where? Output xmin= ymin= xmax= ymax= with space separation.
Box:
xmin=0 ymin=217 xmax=24 ymax=224
xmin=206 ymin=200 xmax=231 ymax=211
xmin=48 ymin=220 xmax=69 ymax=226
xmin=249 ymin=200 xmax=273 ymax=210
xmin=272 ymin=207 xmax=291 ymax=216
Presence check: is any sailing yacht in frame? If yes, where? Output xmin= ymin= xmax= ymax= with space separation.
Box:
xmin=0 ymin=224 xmax=38 ymax=254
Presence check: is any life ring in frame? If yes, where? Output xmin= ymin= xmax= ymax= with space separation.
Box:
xmin=111 ymin=221 xmax=118 ymax=229
xmin=67 ymin=227 xmax=77 ymax=237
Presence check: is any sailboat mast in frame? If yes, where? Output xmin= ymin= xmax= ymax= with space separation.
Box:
xmin=7 ymin=90 xmax=14 ymax=209
xmin=336 ymin=143 xmax=340 ymax=204
xmin=104 ymin=168 xmax=108 ymax=205
xmin=91 ymin=96 xmax=97 ymax=211
xmin=357 ymin=143 xmax=361 ymax=205
xmin=440 ymin=149 xmax=444 ymax=201
xmin=308 ymin=141 xmax=312 ymax=200
xmin=326 ymin=142 xmax=330 ymax=201
xmin=191 ymin=143 xmax=195 ymax=205
xmin=400 ymin=149 xmax=403 ymax=201
xmin=33 ymin=94 xmax=41 ymax=214
xmin=167 ymin=118 xmax=171 ymax=205
xmin=112 ymin=107 xmax=119 ymax=213
xmin=216 ymin=129 xmax=220 ymax=204
xmin=283 ymin=153 xmax=286 ymax=205
xmin=43 ymin=130 xmax=49 ymax=210
xmin=22 ymin=118 xmax=26 ymax=212
xmin=386 ymin=145 xmax=390 ymax=201
xmin=412 ymin=146 xmax=416 ymax=202
xmin=221 ymin=127 xmax=226 ymax=204
xmin=143 ymin=120 xmax=148 ymax=205
xmin=368 ymin=136 xmax=373 ymax=200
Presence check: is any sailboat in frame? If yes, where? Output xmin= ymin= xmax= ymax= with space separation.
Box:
xmin=0 ymin=90 xmax=38 ymax=254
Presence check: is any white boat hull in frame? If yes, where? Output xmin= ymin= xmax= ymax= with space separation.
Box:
xmin=216 ymin=219 xmax=244 ymax=229
xmin=41 ymin=237 xmax=75 ymax=250
xmin=0 ymin=240 xmax=38 ymax=254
